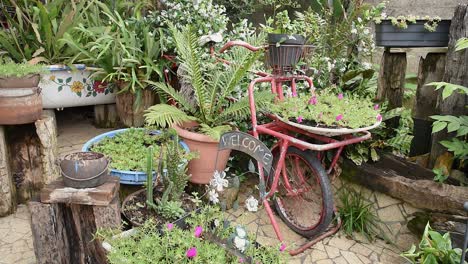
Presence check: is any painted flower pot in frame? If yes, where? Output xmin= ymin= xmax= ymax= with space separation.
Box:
xmin=375 ymin=20 xmax=451 ymax=47
xmin=173 ymin=122 xmax=231 ymax=184
xmin=40 ymin=64 xmax=116 ymax=109
xmin=82 ymin=128 xmax=190 ymax=185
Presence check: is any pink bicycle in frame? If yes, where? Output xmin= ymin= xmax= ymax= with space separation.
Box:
xmin=219 ymin=40 xmax=377 ymax=254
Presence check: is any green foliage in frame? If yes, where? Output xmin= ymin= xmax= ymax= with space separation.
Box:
xmin=401 ymin=222 xmax=466 ymax=264
xmin=156 ymin=200 xmax=185 ymax=220
xmin=270 ymin=89 xmax=380 ymax=129
xmin=0 ymin=62 xmax=46 ymax=77
xmin=432 ymin=168 xmax=449 ymax=184
xmin=375 ymin=14 xmax=442 ymax=32
xmin=144 ymin=25 xmax=274 ymax=140
xmin=456 ymin=38 xmax=468 ymax=51
xmin=0 ymin=0 xmax=85 ymax=63
xmin=100 ymin=205 xmax=288 ymax=264
xmin=146 ymin=146 xmax=157 ymax=210
xmin=61 ymin=0 xmax=165 ymax=93
xmin=337 ymin=188 xmax=383 ymax=241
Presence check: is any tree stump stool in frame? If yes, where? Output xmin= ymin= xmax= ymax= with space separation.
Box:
xmin=29 ymin=176 xmax=121 ymax=264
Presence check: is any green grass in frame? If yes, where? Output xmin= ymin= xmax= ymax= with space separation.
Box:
xmin=0 ymin=63 xmax=46 ymax=78
xmin=337 ymin=188 xmax=384 ymax=241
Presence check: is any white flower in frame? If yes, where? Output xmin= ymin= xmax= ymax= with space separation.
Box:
xmin=214 ymin=219 xmax=220 ymax=227
xmin=236 ymin=226 xmax=246 ymax=238
xmin=363 ymin=62 xmax=372 ymax=69
xmin=363 ymin=28 xmax=370 ymax=35
xmin=351 ymin=28 xmax=358 ymax=34
xmin=381 ymin=12 xmax=387 ymax=18
xmin=357 ymin=17 xmax=363 ymax=23
xmin=245 ymin=196 xmax=259 ymax=212
xmin=208 ymin=189 xmax=219 ymax=204
xmin=234 ymin=236 xmax=247 ymax=252
xmin=210 ymin=170 xmax=228 ymax=192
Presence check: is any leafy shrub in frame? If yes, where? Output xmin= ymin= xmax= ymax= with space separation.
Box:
xmin=337 ymin=188 xmax=383 ymax=241
xmin=0 ymin=63 xmax=46 ymax=77
xmin=401 ymin=222 xmax=466 ymax=264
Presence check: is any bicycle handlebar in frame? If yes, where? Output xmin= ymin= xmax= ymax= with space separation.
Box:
xmin=218 ymin=40 xmax=266 ymax=54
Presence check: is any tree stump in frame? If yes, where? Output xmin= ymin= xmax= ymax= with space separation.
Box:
xmin=0 ymin=114 xmax=59 ymax=213
xmin=115 ymin=89 xmax=156 ymax=128
xmin=0 ymin=126 xmax=15 ymax=216
xmin=377 ymin=50 xmax=407 ymax=128
xmin=410 ymin=53 xmax=446 ymax=157
xmin=29 ymin=177 xmax=121 ymax=264
xmin=429 ymin=4 xmax=468 ymax=167
xmin=94 ymin=104 xmax=119 ymax=128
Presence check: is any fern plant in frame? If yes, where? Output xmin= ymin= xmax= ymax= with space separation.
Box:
xmin=144 ymin=25 xmax=274 ymax=140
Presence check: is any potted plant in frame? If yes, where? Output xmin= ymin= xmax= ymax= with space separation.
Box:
xmin=374 ymin=14 xmax=451 ymax=47
xmin=144 ymin=25 xmax=274 ymax=184
xmin=62 ymin=1 xmax=166 ymax=127
xmin=0 ymin=0 xmax=116 ymax=109
xmin=121 ymin=132 xmax=199 ymax=227
xmin=0 ymin=62 xmax=44 ymax=124
xmin=82 ymin=128 xmax=192 ymax=185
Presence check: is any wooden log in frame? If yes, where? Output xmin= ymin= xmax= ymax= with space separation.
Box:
xmin=410 ymin=53 xmax=446 ymax=156
xmin=29 ymin=199 xmax=70 ymax=264
xmin=341 ymin=155 xmax=468 ymax=216
xmin=376 ymin=50 xmax=407 ymax=109
xmin=0 ymin=126 xmax=16 ymax=216
xmin=93 ymin=196 xmax=121 ymax=229
xmin=115 ymin=88 xmax=156 ymax=127
xmin=35 ymin=115 xmax=60 ymax=184
xmin=94 ymin=104 xmax=119 ymax=128
xmin=430 ymin=4 xmax=468 ymax=167
xmin=40 ymin=177 xmax=119 ymax=206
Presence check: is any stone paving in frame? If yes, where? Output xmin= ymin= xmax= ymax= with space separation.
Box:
xmin=0 ymin=112 xmax=415 ymax=264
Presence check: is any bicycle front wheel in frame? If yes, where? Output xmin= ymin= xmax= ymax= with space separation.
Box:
xmin=269 ymin=146 xmax=334 ymax=238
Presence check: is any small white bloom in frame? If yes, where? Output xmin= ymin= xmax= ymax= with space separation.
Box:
xmin=363 ymin=28 xmax=370 ymax=35
xmin=381 ymin=12 xmax=387 ymax=18
xmin=210 ymin=170 xmax=228 ymax=192
xmin=245 ymin=196 xmax=259 ymax=212
xmin=208 ymin=189 xmax=219 ymax=204
xmin=236 ymin=226 xmax=247 ymax=238
xmin=234 ymin=236 xmax=247 ymax=252
xmin=351 ymin=28 xmax=358 ymax=34
xmin=362 ymin=62 xmax=372 ymax=69
xmin=214 ymin=219 xmax=220 ymax=227
xmin=357 ymin=17 xmax=363 ymax=23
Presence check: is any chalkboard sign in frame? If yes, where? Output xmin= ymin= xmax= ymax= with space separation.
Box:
xmin=218 ymin=131 xmax=273 ymax=174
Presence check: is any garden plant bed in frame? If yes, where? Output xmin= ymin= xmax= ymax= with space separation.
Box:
xmin=122 ymin=188 xmax=197 ymax=227
xmin=341 ymin=153 xmax=468 ymax=216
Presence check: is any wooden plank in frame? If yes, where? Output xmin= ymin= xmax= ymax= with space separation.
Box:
xmin=430 ymin=4 xmax=468 ymax=167
xmin=389 ymin=47 xmax=448 ymax=53
xmin=40 ymin=176 xmax=119 ymax=206
xmin=29 ymin=199 xmax=70 ymax=264
xmin=0 ymin=126 xmax=15 ymax=216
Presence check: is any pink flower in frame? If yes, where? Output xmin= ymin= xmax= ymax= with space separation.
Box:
xmin=309 ymin=96 xmax=317 ymax=105
xmin=167 ymin=223 xmax=174 ymax=231
xmin=186 ymin=247 xmax=197 ymax=258
xmin=239 ymin=258 xmax=244 ymax=263
xmin=337 ymin=93 xmax=344 ymax=100
xmin=374 ymin=104 xmax=379 ymax=110
xmin=296 ymin=116 xmax=303 ymax=123
xmin=376 ymin=114 xmax=382 ymax=122
xmin=336 ymin=114 xmax=343 ymax=121
xmin=279 ymin=244 xmax=286 ymax=252
xmin=194 ymin=226 xmax=203 ymax=238
xmin=291 ymin=91 xmax=297 ymax=97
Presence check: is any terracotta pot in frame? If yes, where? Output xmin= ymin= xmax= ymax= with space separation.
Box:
xmin=173 ymin=122 xmax=231 ymax=184
xmin=115 ymin=86 xmax=156 ymax=127
xmin=0 ymin=74 xmax=40 ymax=88
xmin=0 ymin=87 xmax=42 ymax=125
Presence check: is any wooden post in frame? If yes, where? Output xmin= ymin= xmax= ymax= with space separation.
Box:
xmin=35 ymin=115 xmax=60 ymax=184
xmin=30 ymin=177 xmax=121 ymax=264
xmin=0 ymin=126 xmax=16 ymax=216
xmin=429 ymin=4 xmax=468 ymax=167
xmin=377 ymin=49 xmax=407 ymax=128
xmin=94 ymin=104 xmax=119 ymax=128
xmin=410 ymin=53 xmax=446 ymax=157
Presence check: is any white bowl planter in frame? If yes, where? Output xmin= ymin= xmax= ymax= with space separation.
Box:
xmin=40 ymin=64 xmax=116 ymax=109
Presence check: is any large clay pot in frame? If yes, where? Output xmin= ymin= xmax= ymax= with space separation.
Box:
xmin=115 ymin=84 xmax=156 ymax=127
xmin=0 ymin=87 xmax=42 ymax=125
xmin=0 ymin=74 xmax=40 ymax=88
xmin=173 ymin=122 xmax=231 ymax=184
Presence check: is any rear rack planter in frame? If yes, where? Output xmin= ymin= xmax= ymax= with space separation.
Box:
xmin=375 ymin=20 xmax=451 ymax=47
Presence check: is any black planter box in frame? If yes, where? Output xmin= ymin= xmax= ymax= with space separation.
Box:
xmin=375 ymin=20 xmax=451 ymax=47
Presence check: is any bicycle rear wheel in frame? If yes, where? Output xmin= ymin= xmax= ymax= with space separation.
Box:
xmin=269 ymin=146 xmax=334 ymax=238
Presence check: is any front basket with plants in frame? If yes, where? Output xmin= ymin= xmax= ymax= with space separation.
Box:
xmin=144 ymin=25 xmax=274 ymax=184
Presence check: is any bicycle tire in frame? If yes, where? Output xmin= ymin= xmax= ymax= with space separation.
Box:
xmin=268 ymin=146 xmax=334 ymax=238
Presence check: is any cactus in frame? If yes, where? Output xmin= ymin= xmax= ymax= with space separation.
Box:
xmin=145 ymin=146 xmax=158 ymax=210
